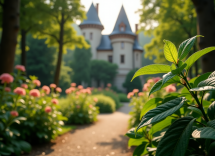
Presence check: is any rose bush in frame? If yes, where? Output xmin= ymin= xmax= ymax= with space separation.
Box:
xmin=59 ymin=84 xmax=99 ymax=124
xmin=0 ymin=65 xmax=66 ymax=155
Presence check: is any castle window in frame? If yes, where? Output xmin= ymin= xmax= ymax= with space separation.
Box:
xmin=90 ymin=32 xmax=93 ymax=40
xmin=136 ymin=53 xmax=138 ymax=60
xmin=119 ymin=22 xmax=126 ymax=32
xmin=121 ymin=42 xmax=124 ymax=49
xmin=120 ymin=26 xmax=124 ymax=31
xmin=120 ymin=55 xmax=125 ymax=64
xmin=108 ymin=55 xmax=113 ymax=63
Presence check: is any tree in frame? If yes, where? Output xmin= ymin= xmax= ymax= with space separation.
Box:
xmin=0 ymin=0 xmax=20 ymax=75
xmin=71 ymin=40 xmax=92 ymax=85
xmin=123 ymin=69 xmax=142 ymax=93
xmin=90 ymin=60 xmax=118 ymax=87
xmin=20 ymin=0 xmax=48 ymax=67
xmin=36 ymin=0 xmax=89 ymax=86
xmin=191 ymin=0 xmax=215 ymax=73
xmin=138 ymin=0 xmax=198 ymax=76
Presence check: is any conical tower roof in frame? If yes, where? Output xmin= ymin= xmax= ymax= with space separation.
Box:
xmin=80 ymin=3 xmax=103 ymax=27
xmin=110 ymin=5 xmax=135 ymax=36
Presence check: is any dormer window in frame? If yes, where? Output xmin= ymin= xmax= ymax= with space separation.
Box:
xmin=119 ymin=22 xmax=126 ymax=32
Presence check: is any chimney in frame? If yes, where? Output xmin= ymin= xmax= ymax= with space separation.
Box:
xmin=96 ymin=3 xmax=99 ymax=14
xmin=135 ymin=24 xmax=138 ymax=33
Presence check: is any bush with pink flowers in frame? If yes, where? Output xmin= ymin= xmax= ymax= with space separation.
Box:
xmin=0 ymin=65 xmax=66 ymax=155
xmin=59 ymin=84 xmax=99 ymax=124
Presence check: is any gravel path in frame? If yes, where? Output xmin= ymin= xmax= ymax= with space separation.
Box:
xmin=26 ymin=103 xmax=133 ymax=156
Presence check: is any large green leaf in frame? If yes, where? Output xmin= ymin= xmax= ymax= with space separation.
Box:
xmin=188 ymin=106 xmax=203 ymax=116
xmin=192 ymin=127 xmax=215 ymax=140
xmin=185 ymin=47 xmax=215 ymax=70
xmin=190 ymin=77 xmax=215 ymax=91
xmin=178 ymin=35 xmax=203 ymax=60
xmin=171 ymin=63 xmax=187 ymax=75
xmin=136 ymin=97 xmax=186 ymax=132
xmin=140 ymin=98 xmax=163 ymax=119
xmin=128 ymin=138 xmax=148 ymax=147
xmin=208 ymin=141 xmax=215 ymax=156
xmin=208 ymin=71 xmax=215 ymax=78
xmin=133 ymin=142 xmax=148 ymax=156
xmin=162 ymin=72 xmax=176 ymax=86
xmin=207 ymin=120 xmax=215 ymax=129
xmin=163 ymin=40 xmax=178 ymax=63
xmin=131 ymin=64 xmax=171 ymax=81
xmin=149 ymin=76 xmax=180 ymax=96
xmin=193 ymin=72 xmax=211 ymax=87
xmin=156 ymin=117 xmax=195 ymax=156
xmin=126 ymin=128 xmax=144 ymax=139
xmin=148 ymin=116 xmax=174 ymax=136
xmin=207 ymin=101 xmax=215 ymax=120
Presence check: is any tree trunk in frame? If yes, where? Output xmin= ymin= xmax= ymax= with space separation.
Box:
xmin=21 ymin=29 xmax=26 ymax=67
xmin=192 ymin=0 xmax=215 ymax=73
xmin=0 ymin=0 xmax=20 ymax=75
xmin=53 ymin=12 xmax=64 ymax=86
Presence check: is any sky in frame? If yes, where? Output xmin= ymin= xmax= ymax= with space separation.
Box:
xmin=80 ymin=0 xmax=142 ymax=35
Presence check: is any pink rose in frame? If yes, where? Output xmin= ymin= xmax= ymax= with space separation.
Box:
xmin=29 ymin=89 xmax=40 ymax=97
xmin=78 ymin=85 xmax=83 ymax=90
xmin=127 ymin=92 xmax=134 ymax=99
xmin=21 ymin=84 xmax=28 ymax=89
xmin=165 ymin=85 xmax=176 ymax=93
xmin=45 ymin=106 xmax=52 ymax=113
xmin=94 ymin=98 xmax=98 ymax=103
xmin=56 ymin=87 xmax=62 ymax=93
xmin=133 ymin=89 xmax=139 ymax=93
xmin=15 ymin=65 xmax=25 ymax=72
xmin=143 ymin=83 xmax=150 ymax=91
xmin=50 ymin=83 xmax=56 ymax=88
xmin=14 ymin=87 xmax=26 ymax=96
xmin=138 ymin=92 xmax=144 ymax=96
xmin=153 ymin=77 xmax=161 ymax=83
xmin=33 ymin=80 xmax=41 ymax=87
xmin=0 ymin=73 xmax=14 ymax=84
xmin=51 ymin=98 xmax=58 ymax=105
xmin=107 ymin=83 xmax=111 ymax=87
xmin=42 ymin=85 xmax=50 ymax=94
xmin=89 ymin=105 xmax=93 ymax=108
xmin=147 ymin=79 xmax=154 ymax=84
xmin=10 ymin=111 xmax=18 ymax=117
xmin=71 ymin=83 xmax=76 ymax=87
xmin=5 ymin=87 xmax=11 ymax=92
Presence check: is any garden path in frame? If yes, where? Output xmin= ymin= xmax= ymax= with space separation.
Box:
xmin=26 ymin=103 xmax=133 ymax=156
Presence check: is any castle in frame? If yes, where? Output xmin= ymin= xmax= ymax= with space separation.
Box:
xmin=79 ymin=3 xmax=143 ymax=92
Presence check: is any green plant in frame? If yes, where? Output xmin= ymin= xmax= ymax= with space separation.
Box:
xmin=92 ymin=95 xmax=116 ymax=113
xmin=59 ymin=86 xmax=99 ymax=124
xmin=118 ymin=93 xmax=130 ymax=102
xmin=126 ymin=36 xmax=215 ymax=156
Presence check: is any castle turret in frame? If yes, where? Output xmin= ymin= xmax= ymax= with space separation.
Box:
xmin=109 ymin=6 xmax=136 ymax=92
xmin=79 ymin=3 xmax=104 ymax=59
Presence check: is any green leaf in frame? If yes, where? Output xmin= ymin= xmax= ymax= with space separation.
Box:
xmin=188 ymin=106 xmax=203 ymax=116
xmin=133 ymin=142 xmax=148 ymax=156
xmin=185 ymin=47 xmax=215 ymax=70
xmin=208 ymin=71 xmax=215 ymax=78
xmin=207 ymin=101 xmax=215 ymax=120
xmin=192 ymin=127 xmax=215 ymax=140
xmin=190 ymin=77 xmax=215 ymax=92
xmin=18 ymin=140 xmax=31 ymax=152
xmin=149 ymin=76 xmax=180 ymax=96
xmin=140 ymin=98 xmax=163 ymax=119
xmin=156 ymin=117 xmax=195 ymax=156
xmin=171 ymin=63 xmax=187 ymax=75
xmin=126 ymin=128 xmax=144 ymax=139
xmin=136 ymin=97 xmax=186 ymax=132
xmin=148 ymin=116 xmax=174 ymax=136
xmin=207 ymin=120 xmax=215 ymax=129
xmin=131 ymin=64 xmax=171 ymax=81
xmin=128 ymin=138 xmax=148 ymax=147
xmin=208 ymin=141 xmax=215 ymax=156
xmin=193 ymin=72 xmax=211 ymax=87
xmin=163 ymin=40 xmax=178 ymax=63
xmin=162 ymin=72 xmax=176 ymax=86
xmin=178 ymin=35 xmax=203 ymax=60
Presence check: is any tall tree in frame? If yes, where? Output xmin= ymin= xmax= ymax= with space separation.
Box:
xmin=138 ymin=0 xmax=198 ymax=76
xmin=90 ymin=60 xmax=118 ymax=87
xmin=71 ymin=40 xmax=92 ymax=85
xmin=0 ymin=0 xmax=20 ymax=75
xmin=191 ymin=0 xmax=215 ymax=73
xmin=20 ymin=0 xmax=48 ymax=67
xmin=36 ymin=0 xmax=89 ymax=86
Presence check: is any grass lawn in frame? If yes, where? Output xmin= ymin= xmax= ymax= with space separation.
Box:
xmin=58 ymin=125 xmax=76 ymax=136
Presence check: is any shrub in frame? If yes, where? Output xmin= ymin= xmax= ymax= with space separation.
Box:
xmin=126 ymin=36 xmax=215 ymax=156
xmin=0 ymin=66 xmax=66 ymax=155
xmin=92 ymin=88 xmax=121 ymax=109
xmin=118 ymin=93 xmax=129 ymax=102
xmin=59 ymin=86 xmax=99 ymax=124
xmin=92 ymin=95 xmax=116 ymax=113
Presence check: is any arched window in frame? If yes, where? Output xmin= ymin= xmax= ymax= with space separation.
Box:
xmin=120 ymin=55 xmax=125 ymax=64
xmin=120 ymin=26 xmax=124 ymax=31
xmin=121 ymin=42 xmax=124 ymax=49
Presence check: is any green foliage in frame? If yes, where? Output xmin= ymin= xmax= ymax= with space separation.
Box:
xmin=92 ymin=89 xmax=121 ymax=109
xmin=118 ymin=93 xmax=130 ymax=102
xmin=126 ymin=36 xmax=215 ymax=156
xmin=138 ymin=0 xmax=197 ymax=63
xmin=92 ymin=95 xmax=116 ymax=113
xmin=123 ymin=69 xmax=142 ymax=93
xmin=59 ymin=90 xmax=99 ymax=124
xmin=90 ymin=60 xmax=118 ymax=85
xmin=71 ymin=41 xmax=92 ymax=85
